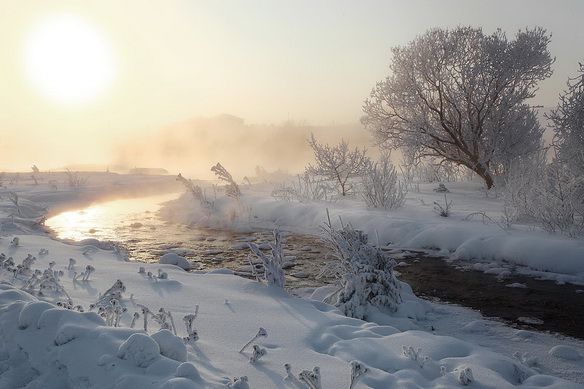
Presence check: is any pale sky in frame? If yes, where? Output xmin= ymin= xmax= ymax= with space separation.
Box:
xmin=0 ymin=0 xmax=583 ymax=171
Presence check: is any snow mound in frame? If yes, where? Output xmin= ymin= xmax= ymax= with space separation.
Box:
xmin=152 ymin=329 xmax=187 ymax=362
xmin=549 ymin=345 xmax=582 ymax=361
xmin=117 ymin=333 xmax=161 ymax=367
xmin=160 ymin=253 xmax=191 ymax=270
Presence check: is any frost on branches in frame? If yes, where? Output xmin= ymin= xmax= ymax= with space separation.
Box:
xmin=176 ymin=173 xmax=214 ymax=213
xmin=248 ymin=229 xmax=286 ymax=288
xmin=320 ymin=213 xmax=402 ymax=320
xmin=211 ymin=162 xmax=241 ymax=199
xmin=361 ymin=152 xmax=407 ymax=210
xmin=547 ymin=63 xmax=584 ymax=177
xmin=306 ymin=134 xmax=370 ymax=197
xmin=362 ymin=26 xmax=553 ymax=189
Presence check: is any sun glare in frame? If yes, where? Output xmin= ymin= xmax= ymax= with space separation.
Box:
xmin=23 ymin=13 xmax=115 ymax=106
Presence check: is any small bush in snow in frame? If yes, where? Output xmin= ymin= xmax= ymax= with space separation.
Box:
xmin=249 ymin=344 xmax=267 ymax=364
xmin=433 ymin=194 xmax=453 ymax=217
xmin=183 ymin=305 xmax=199 ymax=344
xmin=457 ymin=366 xmax=474 ymax=385
xmin=10 ymin=237 xmax=19 ymax=247
xmin=433 ymin=183 xmax=449 ymax=193
xmin=320 ymin=212 xmax=402 ymax=320
xmin=177 ymin=173 xmax=215 ymax=213
xmin=528 ymin=163 xmax=584 ymax=237
xmin=211 ymin=163 xmax=241 ymax=199
xmin=240 ymin=327 xmax=268 ymax=353
xmin=248 ymin=229 xmax=286 ymax=288
xmin=271 ymin=173 xmax=334 ymax=202
xmin=402 ymin=346 xmax=429 ymax=368
xmin=65 ymin=169 xmax=87 ymax=190
xmin=349 ymin=361 xmax=368 ymax=389
xmin=361 ymin=152 xmax=407 ymax=210
xmin=227 ymin=376 xmax=249 ymax=389
xmin=298 ymin=366 xmax=322 ymax=389
xmin=7 ymin=192 xmax=21 ymax=216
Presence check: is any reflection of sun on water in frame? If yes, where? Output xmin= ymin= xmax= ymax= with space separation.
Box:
xmin=46 ymin=193 xmax=178 ymax=242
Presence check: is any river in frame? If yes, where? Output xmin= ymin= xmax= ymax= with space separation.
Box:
xmin=45 ymin=192 xmax=584 ymax=339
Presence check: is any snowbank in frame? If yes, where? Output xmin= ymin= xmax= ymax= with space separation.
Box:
xmin=0 ymin=234 xmax=581 ymax=388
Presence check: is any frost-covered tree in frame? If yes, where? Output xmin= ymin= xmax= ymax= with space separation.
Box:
xmin=362 ymin=26 xmax=553 ymax=189
xmin=547 ymin=63 xmax=584 ymax=176
xmin=361 ymin=152 xmax=408 ymax=210
xmin=320 ymin=213 xmax=402 ymax=320
xmin=306 ymin=134 xmax=370 ymax=197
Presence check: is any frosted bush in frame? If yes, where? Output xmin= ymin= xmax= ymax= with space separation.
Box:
xmin=361 ymin=152 xmax=407 ymax=210
xmin=320 ymin=213 xmax=402 ymax=320
xmin=457 ymin=366 xmax=474 ymax=385
xmin=183 ymin=305 xmax=199 ymax=344
xmin=249 ymin=344 xmax=266 ymax=364
xmin=402 ymin=346 xmax=429 ymax=368
xmin=248 ymin=229 xmax=286 ymax=288
xmin=298 ymin=366 xmax=322 ymax=389
xmin=349 ymin=361 xmax=368 ymax=389
xmin=227 ymin=376 xmax=249 ymax=389
xmin=433 ymin=194 xmax=453 ymax=217
xmin=240 ymin=327 xmax=268 ymax=353
xmin=65 ymin=169 xmax=87 ymax=190
xmin=271 ymin=173 xmax=334 ymax=202
xmin=211 ymin=163 xmax=241 ymax=199
xmin=528 ymin=163 xmax=584 ymax=237
xmin=176 ymin=173 xmax=214 ymax=213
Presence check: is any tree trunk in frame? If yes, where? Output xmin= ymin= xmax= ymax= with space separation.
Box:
xmin=473 ymin=163 xmax=494 ymax=189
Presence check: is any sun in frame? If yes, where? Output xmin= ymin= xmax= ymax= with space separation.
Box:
xmin=24 ymin=13 xmax=115 ymax=106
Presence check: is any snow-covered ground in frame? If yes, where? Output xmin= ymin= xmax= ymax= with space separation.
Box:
xmin=0 ymin=234 xmax=583 ymax=388
xmin=0 ymin=174 xmax=583 ymax=388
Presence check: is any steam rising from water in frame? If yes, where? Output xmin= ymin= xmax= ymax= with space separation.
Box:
xmin=113 ymin=114 xmax=373 ymax=179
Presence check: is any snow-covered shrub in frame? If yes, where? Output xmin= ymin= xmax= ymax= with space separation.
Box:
xmin=320 ymin=214 xmax=402 ymax=320
xmin=211 ymin=163 xmax=241 ymax=199
xmin=176 ymin=173 xmax=214 ymax=213
xmin=306 ymin=134 xmax=370 ymax=197
xmin=499 ymin=153 xmax=546 ymax=227
xmin=547 ymin=63 xmax=584 ymax=177
xmin=7 ymin=192 xmax=21 ymax=216
xmin=298 ymin=366 xmax=322 ymax=389
xmin=65 ymin=169 xmax=87 ymax=190
xmin=183 ymin=305 xmax=199 ymax=344
xmin=249 ymin=344 xmax=266 ymax=364
xmin=402 ymin=346 xmax=429 ymax=368
xmin=433 ymin=183 xmax=449 ymax=193
xmin=349 ymin=361 xmax=368 ymax=389
xmin=528 ymin=163 xmax=584 ymax=237
xmin=240 ymin=327 xmax=268 ymax=353
xmin=433 ymin=194 xmax=453 ymax=217
xmin=248 ymin=229 xmax=286 ymax=288
xmin=456 ymin=366 xmax=474 ymax=385
xmin=361 ymin=152 xmax=407 ymax=210
xmin=271 ymin=173 xmax=334 ymax=202
xmin=227 ymin=376 xmax=249 ymax=389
